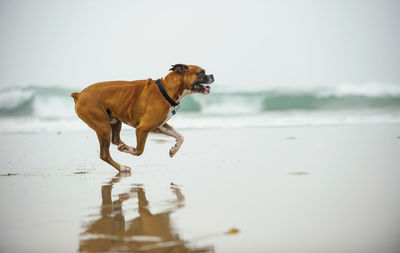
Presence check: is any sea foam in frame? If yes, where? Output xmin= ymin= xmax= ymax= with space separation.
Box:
xmin=0 ymin=82 xmax=399 ymax=133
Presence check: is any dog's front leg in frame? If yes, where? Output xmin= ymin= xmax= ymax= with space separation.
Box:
xmin=133 ymin=126 xmax=149 ymax=156
xmin=156 ymin=123 xmax=184 ymax=158
xmin=118 ymin=126 xmax=149 ymax=156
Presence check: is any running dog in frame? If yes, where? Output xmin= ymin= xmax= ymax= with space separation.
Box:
xmin=71 ymin=64 xmax=214 ymax=171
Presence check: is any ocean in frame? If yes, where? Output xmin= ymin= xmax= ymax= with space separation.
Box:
xmin=1 ymin=82 xmax=399 ymax=133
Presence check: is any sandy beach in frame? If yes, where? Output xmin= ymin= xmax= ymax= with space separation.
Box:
xmin=0 ymin=123 xmax=399 ymax=253
xmin=2 ymin=0 xmax=400 ymax=252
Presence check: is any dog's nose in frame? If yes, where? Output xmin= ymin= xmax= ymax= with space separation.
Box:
xmin=209 ymin=74 xmax=214 ymax=80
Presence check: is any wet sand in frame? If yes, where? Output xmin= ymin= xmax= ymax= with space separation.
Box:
xmin=1 ymin=124 xmax=400 ymax=253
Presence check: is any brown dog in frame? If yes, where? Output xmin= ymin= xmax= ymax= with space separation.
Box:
xmin=71 ymin=64 xmax=214 ymax=172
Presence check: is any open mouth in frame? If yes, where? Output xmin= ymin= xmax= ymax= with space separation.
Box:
xmin=192 ymin=74 xmax=214 ymax=94
xmin=193 ymin=83 xmax=211 ymax=94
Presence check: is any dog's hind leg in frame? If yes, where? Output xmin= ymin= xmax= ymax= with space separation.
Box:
xmin=111 ymin=119 xmax=124 ymax=146
xmin=75 ymin=104 xmax=131 ymax=172
xmin=96 ymin=129 xmax=131 ymax=171
xmin=155 ymin=123 xmax=184 ymax=158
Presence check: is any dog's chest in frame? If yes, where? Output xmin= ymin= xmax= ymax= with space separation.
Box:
xmin=159 ymin=90 xmax=191 ymax=126
xmin=162 ymin=107 xmax=174 ymax=125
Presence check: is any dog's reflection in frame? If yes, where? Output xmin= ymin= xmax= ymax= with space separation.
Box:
xmin=79 ymin=174 xmax=212 ymax=252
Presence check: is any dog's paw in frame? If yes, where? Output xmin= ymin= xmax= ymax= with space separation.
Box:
xmin=118 ymin=144 xmax=136 ymax=154
xmin=119 ymin=164 xmax=131 ymax=172
xmin=117 ymin=143 xmax=128 ymax=151
xmin=169 ymin=144 xmax=179 ymax=158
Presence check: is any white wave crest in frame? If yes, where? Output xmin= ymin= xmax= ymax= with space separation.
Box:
xmin=33 ymin=96 xmax=76 ymax=119
xmin=213 ymin=82 xmax=400 ymax=97
xmin=318 ymin=82 xmax=400 ymax=97
xmin=0 ymin=86 xmax=76 ymax=118
xmin=192 ymin=93 xmax=264 ymax=114
xmin=0 ymin=89 xmax=34 ymax=110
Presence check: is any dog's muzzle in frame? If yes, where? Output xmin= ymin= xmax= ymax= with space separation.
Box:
xmin=192 ymin=74 xmax=214 ymax=94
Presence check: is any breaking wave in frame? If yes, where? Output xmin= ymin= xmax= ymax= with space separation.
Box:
xmin=0 ymin=85 xmax=76 ymax=118
xmin=0 ymin=82 xmax=399 ymax=132
xmin=1 ymin=83 xmax=400 ymax=117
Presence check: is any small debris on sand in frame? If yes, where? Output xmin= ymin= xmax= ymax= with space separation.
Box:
xmin=74 ymin=171 xmax=88 ymax=175
xmin=0 ymin=173 xmax=19 ymax=176
xmin=225 ymin=227 xmax=240 ymax=235
xmin=288 ymin=171 xmax=309 ymax=176
xmin=152 ymin=139 xmax=169 ymax=143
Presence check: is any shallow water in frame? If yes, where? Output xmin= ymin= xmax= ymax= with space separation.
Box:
xmin=78 ymin=176 xmax=215 ymax=252
xmin=1 ymin=125 xmax=400 ymax=252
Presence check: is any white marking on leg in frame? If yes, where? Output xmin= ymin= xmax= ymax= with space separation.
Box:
xmin=118 ymin=144 xmax=136 ymax=155
xmin=156 ymin=90 xmax=190 ymax=156
xmin=119 ymin=164 xmax=131 ymax=172
xmin=156 ymin=125 xmax=184 ymax=157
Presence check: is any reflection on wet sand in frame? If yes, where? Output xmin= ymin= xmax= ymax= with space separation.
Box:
xmin=79 ymin=174 xmax=213 ymax=253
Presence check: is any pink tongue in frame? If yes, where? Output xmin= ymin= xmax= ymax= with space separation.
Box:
xmin=205 ymin=86 xmax=211 ymax=93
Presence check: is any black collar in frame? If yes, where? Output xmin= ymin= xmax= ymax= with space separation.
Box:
xmin=155 ymin=79 xmax=180 ymax=107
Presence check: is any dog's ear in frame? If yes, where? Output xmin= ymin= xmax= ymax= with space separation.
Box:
xmin=169 ymin=64 xmax=189 ymax=74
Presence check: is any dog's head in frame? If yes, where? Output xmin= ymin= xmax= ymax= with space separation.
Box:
xmin=167 ymin=64 xmax=214 ymax=94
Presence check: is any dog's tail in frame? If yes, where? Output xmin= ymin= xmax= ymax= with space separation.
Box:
xmin=71 ymin=92 xmax=80 ymax=103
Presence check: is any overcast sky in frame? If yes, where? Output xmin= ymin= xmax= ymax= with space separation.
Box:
xmin=0 ymin=0 xmax=399 ymax=88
